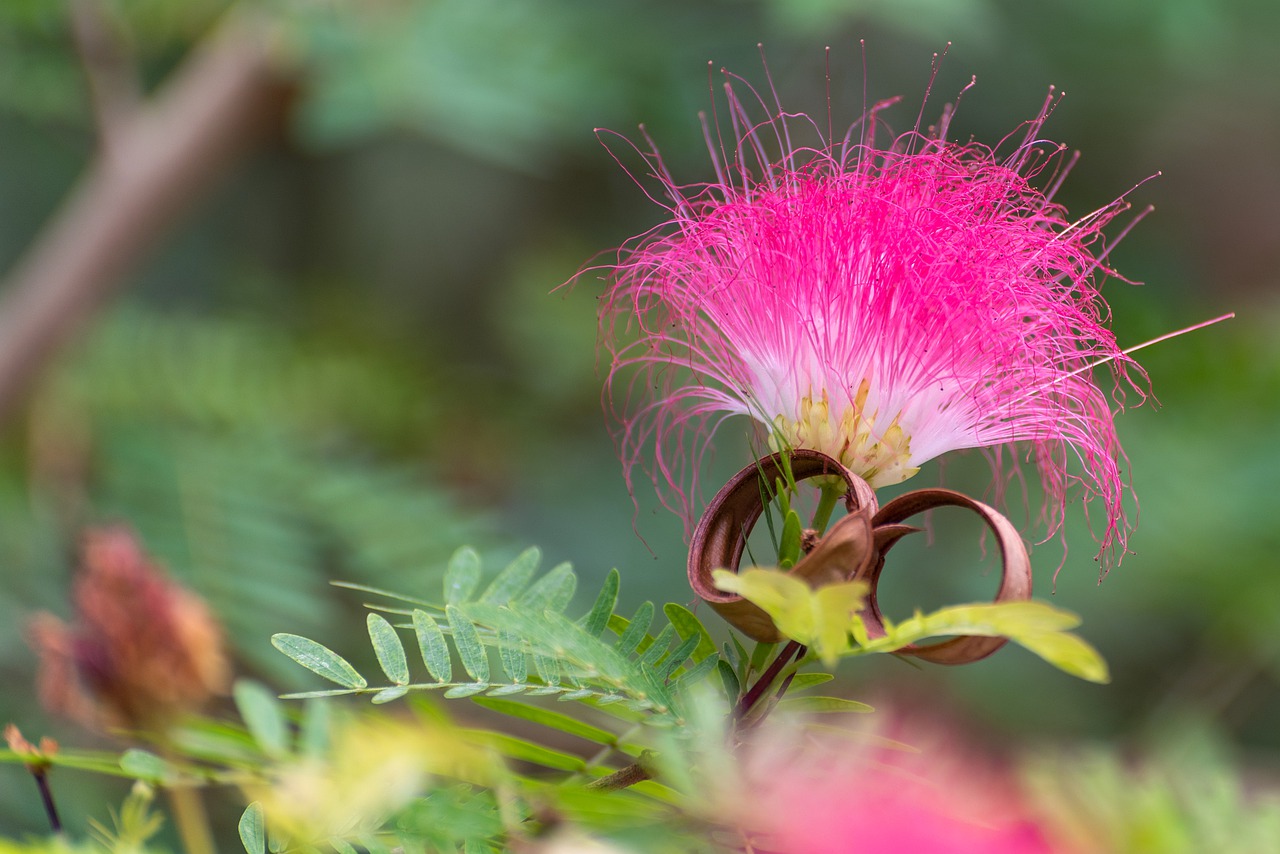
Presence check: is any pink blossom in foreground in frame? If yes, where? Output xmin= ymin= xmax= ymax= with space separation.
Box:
xmin=594 ymin=63 xmax=1148 ymax=566
xmin=733 ymin=713 xmax=1068 ymax=854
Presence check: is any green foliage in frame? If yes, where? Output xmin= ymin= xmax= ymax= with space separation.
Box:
xmin=88 ymin=781 xmax=167 ymax=854
xmin=275 ymin=546 xmax=721 ymax=722
xmin=1025 ymin=728 xmax=1280 ymax=854
xmin=5 ymin=308 xmax=501 ymax=690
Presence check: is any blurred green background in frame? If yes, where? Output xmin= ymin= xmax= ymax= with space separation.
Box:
xmin=1 ymin=0 xmax=1277 ymax=841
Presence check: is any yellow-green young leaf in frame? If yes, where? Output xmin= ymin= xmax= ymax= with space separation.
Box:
xmin=812 ymin=582 xmax=869 ymax=665
xmin=1015 ymin=630 xmax=1110 ymax=684
xmin=873 ymin=601 xmax=1083 ymax=652
xmin=713 ymin=569 xmax=867 ymax=665
xmin=931 ymin=601 xmax=1082 ymax=635
xmin=867 ymin=600 xmax=1108 ymax=684
xmin=713 ymin=568 xmax=804 ymax=624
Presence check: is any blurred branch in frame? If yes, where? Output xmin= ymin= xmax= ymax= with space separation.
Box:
xmin=68 ymin=0 xmax=142 ymax=153
xmin=0 ymin=11 xmax=295 ymax=427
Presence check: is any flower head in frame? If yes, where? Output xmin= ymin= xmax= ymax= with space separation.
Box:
xmin=27 ymin=526 xmax=230 ymax=732
xmin=732 ymin=707 xmax=1068 ymax=854
xmin=595 ymin=62 xmax=1147 ymax=566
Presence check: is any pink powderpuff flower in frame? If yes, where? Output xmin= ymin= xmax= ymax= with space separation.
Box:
xmin=731 ymin=708 xmax=1071 ymax=854
xmin=594 ymin=58 xmax=1149 ymax=568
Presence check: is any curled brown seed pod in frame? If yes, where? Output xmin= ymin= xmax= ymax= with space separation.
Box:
xmin=688 ymin=450 xmax=1032 ymax=664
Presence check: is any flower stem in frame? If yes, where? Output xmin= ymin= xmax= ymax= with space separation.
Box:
xmin=734 ymin=641 xmax=803 ymax=722
xmin=31 ymin=768 xmax=62 ymax=834
xmin=167 ymin=784 xmax=215 ymax=854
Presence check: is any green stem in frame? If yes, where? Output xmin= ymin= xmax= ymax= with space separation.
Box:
xmin=810 ymin=482 xmax=845 ymax=535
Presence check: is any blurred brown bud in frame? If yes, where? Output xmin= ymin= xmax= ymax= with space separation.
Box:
xmin=27 ymin=526 xmax=230 ymax=734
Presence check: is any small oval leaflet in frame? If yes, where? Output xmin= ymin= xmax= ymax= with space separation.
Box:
xmin=272 ymin=633 xmax=367 ymax=689
xmin=479 ymin=546 xmax=541 ymax=604
xmin=120 ymin=748 xmax=173 ymax=783
xmin=445 ymin=546 xmax=483 ymax=605
xmin=234 ymin=679 xmax=290 ymax=759
xmin=239 ymin=802 xmax=266 ymax=854
xmin=372 ymin=685 xmax=411 ymax=704
xmin=413 ymin=609 xmax=452 ymax=682
xmin=447 ymin=604 xmax=490 ymax=683
xmin=367 ymin=613 xmax=410 ymax=685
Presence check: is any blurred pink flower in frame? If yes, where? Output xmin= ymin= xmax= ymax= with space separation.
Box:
xmin=733 ymin=712 xmax=1067 ymax=854
xmin=595 ymin=62 xmax=1148 ymax=566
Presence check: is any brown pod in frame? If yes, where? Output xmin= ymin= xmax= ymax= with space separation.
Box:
xmin=687 ymin=450 xmax=877 ymax=641
xmin=859 ymin=489 xmax=1034 ymax=664
xmin=688 ymin=449 xmax=1034 ymax=664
